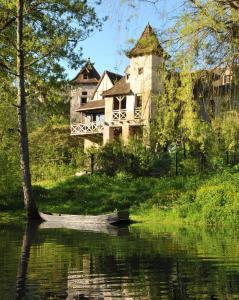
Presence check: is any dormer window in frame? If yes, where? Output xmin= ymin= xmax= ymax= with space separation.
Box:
xmin=138 ymin=68 xmax=143 ymax=75
xmin=81 ymin=91 xmax=87 ymax=104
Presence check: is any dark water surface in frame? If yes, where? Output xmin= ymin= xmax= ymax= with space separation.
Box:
xmin=0 ymin=221 xmax=239 ymax=300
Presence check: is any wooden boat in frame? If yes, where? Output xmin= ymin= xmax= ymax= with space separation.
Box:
xmin=39 ymin=211 xmax=130 ymax=225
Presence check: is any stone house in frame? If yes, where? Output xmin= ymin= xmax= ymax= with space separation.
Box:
xmin=70 ymin=24 xmax=166 ymax=150
xmin=70 ymin=24 xmax=237 ymax=151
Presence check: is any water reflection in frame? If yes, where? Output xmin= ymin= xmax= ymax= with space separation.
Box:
xmin=40 ymin=221 xmax=130 ymax=236
xmin=0 ymin=221 xmax=239 ymax=299
xmin=15 ymin=221 xmax=41 ymax=300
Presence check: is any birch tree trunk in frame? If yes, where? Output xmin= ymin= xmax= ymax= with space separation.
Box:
xmin=16 ymin=0 xmax=41 ymax=220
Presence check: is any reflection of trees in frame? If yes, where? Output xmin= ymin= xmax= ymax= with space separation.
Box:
xmin=15 ymin=221 xmax=40 ymax=300
xmin=4 ymin=223 xmax=239 ymax=299
xmin=66 ymin=252 xmax=178 ymax=299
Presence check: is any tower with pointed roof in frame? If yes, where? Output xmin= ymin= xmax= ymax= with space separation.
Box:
xmin=101 ymin=24 xmax=167 ymax=145
xmin=126 ymin=24 xmax=166 ymax=126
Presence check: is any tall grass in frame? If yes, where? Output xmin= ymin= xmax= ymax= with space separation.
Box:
xmin=32 ymin=170 xmax=239 ymax=226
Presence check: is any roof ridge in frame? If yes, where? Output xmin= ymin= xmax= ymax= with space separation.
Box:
xmin=91 ymin=70 xmax=122 ymax=100
xmin=105 ymin=70 xmax=122 ymax=77
xmin=102 ymin=76 xmax=132 ymax=97
xmin=71 ymin=60 xmax=100 ymax=83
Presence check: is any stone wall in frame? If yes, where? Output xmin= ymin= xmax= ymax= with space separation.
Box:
xmin=70 ymin=84 xmax=97 ymax=123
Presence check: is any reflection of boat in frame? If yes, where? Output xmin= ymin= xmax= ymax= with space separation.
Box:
xmin=39 ymin=211 xmax=130 ymax=224
xmin=39 ymin=221 xmax=130 ymax=236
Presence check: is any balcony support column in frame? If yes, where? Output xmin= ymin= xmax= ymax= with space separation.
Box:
xmin=122 ymin=124 xmax=130 ymax=144
xmin=103 ymin=126 xmax=114 ymax=145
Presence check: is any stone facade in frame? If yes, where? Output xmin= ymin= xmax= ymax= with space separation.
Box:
xmin=70 ymin=84 xmax=97 ymax=123
xmin=70 ymin=25 xmax=166 ymax=150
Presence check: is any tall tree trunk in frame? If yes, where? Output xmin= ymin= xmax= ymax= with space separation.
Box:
xmin=17 ymin=0 xmax=40 ymax=220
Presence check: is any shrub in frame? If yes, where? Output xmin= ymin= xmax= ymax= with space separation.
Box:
xmin=97 ymin=140 xmax=134 ymax=176
xmin=195 ymin=180 xmax=239 ymax=225
xmin=29 ymin=124 xmax=84 ymax=181
xmin=97 ymin=140 xmax=171 ymax=176
xmin=179 ymin=157 xmax=200 ymax=175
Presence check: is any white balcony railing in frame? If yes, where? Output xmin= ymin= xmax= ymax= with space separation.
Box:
xmin=112 ymin=109 xmax=127 ymax=121
xmin=134 ymin=107 xmax=142 ymax=119
xmin=71 ymin=122 xmax=104 ymax=135
xmin=111 ymin=108 xmax=142 ymax=122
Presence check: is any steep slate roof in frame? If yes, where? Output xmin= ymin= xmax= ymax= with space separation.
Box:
xmin=76 ymin=100 xmax=105 ymax=112
xmin=127 ymin=24 xmax=166 ymax=58
xmin=106 ymin=71 xmax=122 ymax=84
xmin=91 ymin=70 xmax=122 ymax=100
xmin=71 ymin=61 xmax=101 ymax=85
xmin=102 ymin=76 xmax=132 ymax=97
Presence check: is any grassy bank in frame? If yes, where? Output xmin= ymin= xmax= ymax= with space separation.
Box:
xmin=31 ymin=170 xmax=239 ymax=226
xmin=1 ymin=170 xmax=238 ymax=226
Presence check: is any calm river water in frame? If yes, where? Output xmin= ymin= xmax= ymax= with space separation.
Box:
xmin=0 ymin=221 xmax=239 ymax=299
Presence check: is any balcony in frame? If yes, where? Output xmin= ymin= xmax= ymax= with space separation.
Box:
xmin=71 ymin=121 xmax=104 ymax=135
xmin=134 ymin=107 xmax=141 ymax=119
xmin=111 ymin=108 xmax=142 ymax=123
xmin=112 ymin=109 xmax=127 ymax=121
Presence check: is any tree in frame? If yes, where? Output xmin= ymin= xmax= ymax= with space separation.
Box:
xmin=0 ymin=0 xmax=103 ymax=219
xmin=172 ymin=0 xmax=239 ymax=68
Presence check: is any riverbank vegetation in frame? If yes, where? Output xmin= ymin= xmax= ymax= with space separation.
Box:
xmin=37 ymin=170 xmax=239 ymax=226
xmin=1 ymin=169 xmax=238 ymax=227
xmin=0 ymin=0 xmax=239 ymax=224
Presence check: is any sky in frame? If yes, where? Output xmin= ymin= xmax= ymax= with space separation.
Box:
xmin=67 ymin=0 xmax=184 ymax=79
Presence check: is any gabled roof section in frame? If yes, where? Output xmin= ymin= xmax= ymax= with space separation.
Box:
xmin=102 ymin=76 xmax=132 ymax=97
xmin=127 ymin=24 xmax=166 ymax=58
xmin=71 ymin=61 xmax=101 ymax=85
xmin=106 ymin=71 xmax=122 ymax=84
xmin=76 ymin=100 xmax=105 ymax=112
xmin=91 ymin=70 xmax=122 ymax=100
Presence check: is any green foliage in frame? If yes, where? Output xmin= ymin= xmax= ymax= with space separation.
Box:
xmin=96 ymin=140 xmax=171 ymax=176
xmin=0 ymin=104 xmax=21 ymax=200
xmin=133 ymin=171 xmax=239 ymax=226
xmin=195 ymin=173 xmax=239 ymax=225
xmin=34 ymin=174 xmax=152 ymax=215
xmin=0 ymin=0 xmax=104 ymax=214
xmin=29 ymin=124 xmax=84 ymax=182
xmin=179 ymin=157 xmax=200 ymax=175
xmin=97 ymin=140 xmax=133 ymax=176
xmin=175 ymin=0 xmax=239 ymax=68
xmin=0 ymin=0 xmax=103 ymax=79
xmin=212 ymin=111 xmax=239 ymax=154
xmin=151 ymin=0 xmax=239 ymax=168
xmin=33 ymin=173 xmax=199 ymax=216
